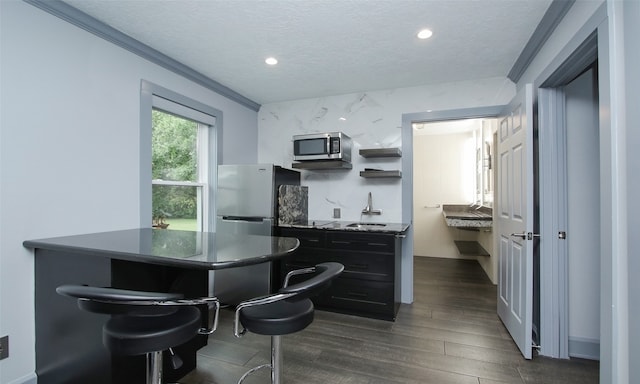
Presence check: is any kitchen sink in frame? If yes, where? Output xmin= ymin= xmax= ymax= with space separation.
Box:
xmin=346 ymin=222 xmax=387 ymax=228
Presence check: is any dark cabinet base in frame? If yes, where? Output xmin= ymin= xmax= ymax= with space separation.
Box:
xmin=278 ymin=228 xmax=401 ymax=321
xmin=317 ymin=278 xmax=399 ymax=321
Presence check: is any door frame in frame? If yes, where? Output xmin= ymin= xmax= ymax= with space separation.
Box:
xmin=400 ymin=106 xmax=504 ymax=305
xmin=536 ymin=17 xmax=603 ymax=360
xmin=535 ymin=4 xmax=625 ymax=381
xmin=538 ymin=86 xmax=570 ymax=359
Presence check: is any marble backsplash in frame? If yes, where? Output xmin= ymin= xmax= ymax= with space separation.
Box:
xmin=259 ymin=92 xmax=403 ymax=222
xmin=258 ymin=77 xmax=515 ymax=222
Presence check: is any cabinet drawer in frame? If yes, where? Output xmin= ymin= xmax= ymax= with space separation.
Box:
xmin=326 ymin=250 xmax=393 ymax=281
xmin=279 ymin=228 xmax=325 ymax=248
xmin=281 ymin=251 xmax=393 ymax=282
xmin=326 ymin=231 xmax=395 ymax=253
xmin=317 ymin=278 xmax=395 ymax=316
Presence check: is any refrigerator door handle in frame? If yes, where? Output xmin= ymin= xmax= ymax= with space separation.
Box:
xmin=221 ymin=216 xmax=265 ymax=222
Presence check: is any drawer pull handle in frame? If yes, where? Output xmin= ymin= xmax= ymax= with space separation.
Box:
xmin=331 ymin=240 xmax=350 ymax=245
xmin=367 ymin=243 xmax=387 ymax=247
xmin=305 ymin=239 xmax=320 ymax=243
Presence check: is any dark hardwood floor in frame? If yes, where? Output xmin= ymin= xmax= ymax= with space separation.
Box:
xmin=183 ymin=256 xmax=599 ymax=384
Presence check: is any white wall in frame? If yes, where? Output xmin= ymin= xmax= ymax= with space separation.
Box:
xmin=609 ymin=1 xmax=640 ymax=382
xmin=565 ymin=67 xmax=600 ymax=357
xmin=258 ymin=77 xmax=514 ymax=224
xmin=624 ymin=1 xmax=640 ymax=381
xmin=0 ymin=2 xmax=258 ymax=383
xmin=413 ymin=131 xmax=476 ymax=259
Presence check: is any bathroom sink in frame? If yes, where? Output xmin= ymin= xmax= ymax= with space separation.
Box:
xmin=346 ymin=222 xmax=387 ymax=228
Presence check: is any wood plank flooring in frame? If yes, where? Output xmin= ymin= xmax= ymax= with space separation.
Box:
xmin=183 ymin=257 xmax=599 ymax=384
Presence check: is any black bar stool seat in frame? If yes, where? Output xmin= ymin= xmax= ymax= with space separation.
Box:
xmin=56 ymin=285 xmax=220 ymax=384
xmin=104 ymin=306 xmax=201 ymax=356
xmin=239 ymin=299 xmax=314 ymax=336
xmin=234 ymin=262 xmax=344 ymax=384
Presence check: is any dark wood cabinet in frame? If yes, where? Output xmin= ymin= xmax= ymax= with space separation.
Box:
xmin=278 ymin=227 xmax=401 ymax=321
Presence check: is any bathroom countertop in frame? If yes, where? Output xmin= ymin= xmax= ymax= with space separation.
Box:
xmin=279 ymin=220 xmax=410 ymax=234
xmin=442 ymin=204 xmax=493 ymax=228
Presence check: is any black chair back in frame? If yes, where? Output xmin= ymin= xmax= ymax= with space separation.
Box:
xmin=56 ymin=285 xmax=185 ymax=316
xmin=279 ymin=262 xmax=344 ymax=301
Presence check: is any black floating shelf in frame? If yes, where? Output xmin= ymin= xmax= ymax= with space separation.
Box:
xmin=359 ymin=170 xmax=402 ymax=178
xmin=359 ymin=148 xmax=402 ymax=158
xmin=291 ymin=161 xmax=352 ymax=170
xmin=454 ymin=241 xmax=490 ymax=256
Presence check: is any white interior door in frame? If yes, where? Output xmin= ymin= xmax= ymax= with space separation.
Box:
xmin=497 ymin=84 xmax=534 ymax=359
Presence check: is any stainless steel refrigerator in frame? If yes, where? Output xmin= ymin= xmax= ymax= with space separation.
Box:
xmin=214 ymin=164 xmax=300 ymax=304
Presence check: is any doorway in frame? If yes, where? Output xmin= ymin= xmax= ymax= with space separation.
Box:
xmin=400 ymin=106 xmax=503 ymax=305
xmin=411 ymin=118 xmax=498 ymax=283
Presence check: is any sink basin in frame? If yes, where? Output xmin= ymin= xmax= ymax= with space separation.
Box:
xmin=346 ymin=222 xmax=387 ymax=228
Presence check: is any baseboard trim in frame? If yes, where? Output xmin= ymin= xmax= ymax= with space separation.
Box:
xmin=7 ymin=372 xmax=37 ymax=384
xmin=569 ymin=336 xmax=600 ymax=360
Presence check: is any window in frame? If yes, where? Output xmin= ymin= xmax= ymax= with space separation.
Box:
xmin=141 ymin=81 xmax=221 ymax=232
xmin=152 ymin=109 xmax=207 ymax=231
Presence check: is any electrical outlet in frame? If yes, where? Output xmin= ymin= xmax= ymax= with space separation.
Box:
xmin=333 ymin=208 xmax=341 ymax=218
xmin=0 ymin=335 xmax=8 ymax=360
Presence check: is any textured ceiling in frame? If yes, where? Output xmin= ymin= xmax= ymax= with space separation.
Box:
xmin=62 ymin=0 xmax=553 ymax=105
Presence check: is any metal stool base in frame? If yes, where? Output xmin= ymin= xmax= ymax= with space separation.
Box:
xmin=238 ymin=363 xmax=272 ymax=383
xmin=147 ymin=351 xmax=163 ymax=384
xmin=238 ymin=335 xmax=282 ymax=384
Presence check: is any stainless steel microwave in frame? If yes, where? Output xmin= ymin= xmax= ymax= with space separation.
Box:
xmin=293 ymin=132 xmax=352 ymax=161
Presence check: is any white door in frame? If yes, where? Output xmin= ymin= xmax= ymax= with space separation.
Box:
xmin=497 ymin=84 xmax=534 ymax=359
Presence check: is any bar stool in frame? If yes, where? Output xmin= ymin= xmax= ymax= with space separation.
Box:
xmin=56 ymin=285 xmax=220 ymax=384
xmin=233 ymin=262 xmax=344 ymax=384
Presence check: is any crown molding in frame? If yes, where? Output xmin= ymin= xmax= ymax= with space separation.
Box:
xmin=508 ymin=0 xmax=576 ymax=83
xmin=24 ymin=0 xmax=261 ymax=112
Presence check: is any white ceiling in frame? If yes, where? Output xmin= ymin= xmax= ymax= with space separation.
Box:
xmin=62 ymin=0 xmax=553 ymax=105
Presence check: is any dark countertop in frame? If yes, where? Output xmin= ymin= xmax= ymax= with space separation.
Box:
xmin=279 ymin=220 xmax=410 ymax=234
xmin=24 ymin=228 xmax=300 ymax=270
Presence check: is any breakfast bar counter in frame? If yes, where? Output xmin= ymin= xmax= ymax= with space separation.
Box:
xmin=24 ymin=228 xmax=300 ymax=270
xmin=24 ymin=228 xmax=299 ymax=384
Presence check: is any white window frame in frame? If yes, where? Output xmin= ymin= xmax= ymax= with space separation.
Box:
xmin=140 ymin=80 xmax=222 ymax=231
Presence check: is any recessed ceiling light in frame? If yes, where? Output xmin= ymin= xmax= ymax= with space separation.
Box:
xmin=339 ymin=117 xmax=347 ymax=121
xmin=417 ymin=29 xmax=433 ymax=39
xmin=265 ymin=57 xmax=278 ymax=65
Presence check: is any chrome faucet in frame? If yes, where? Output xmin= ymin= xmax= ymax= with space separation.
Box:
xmin=362 ymin=192 xmax=382 ymax=215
